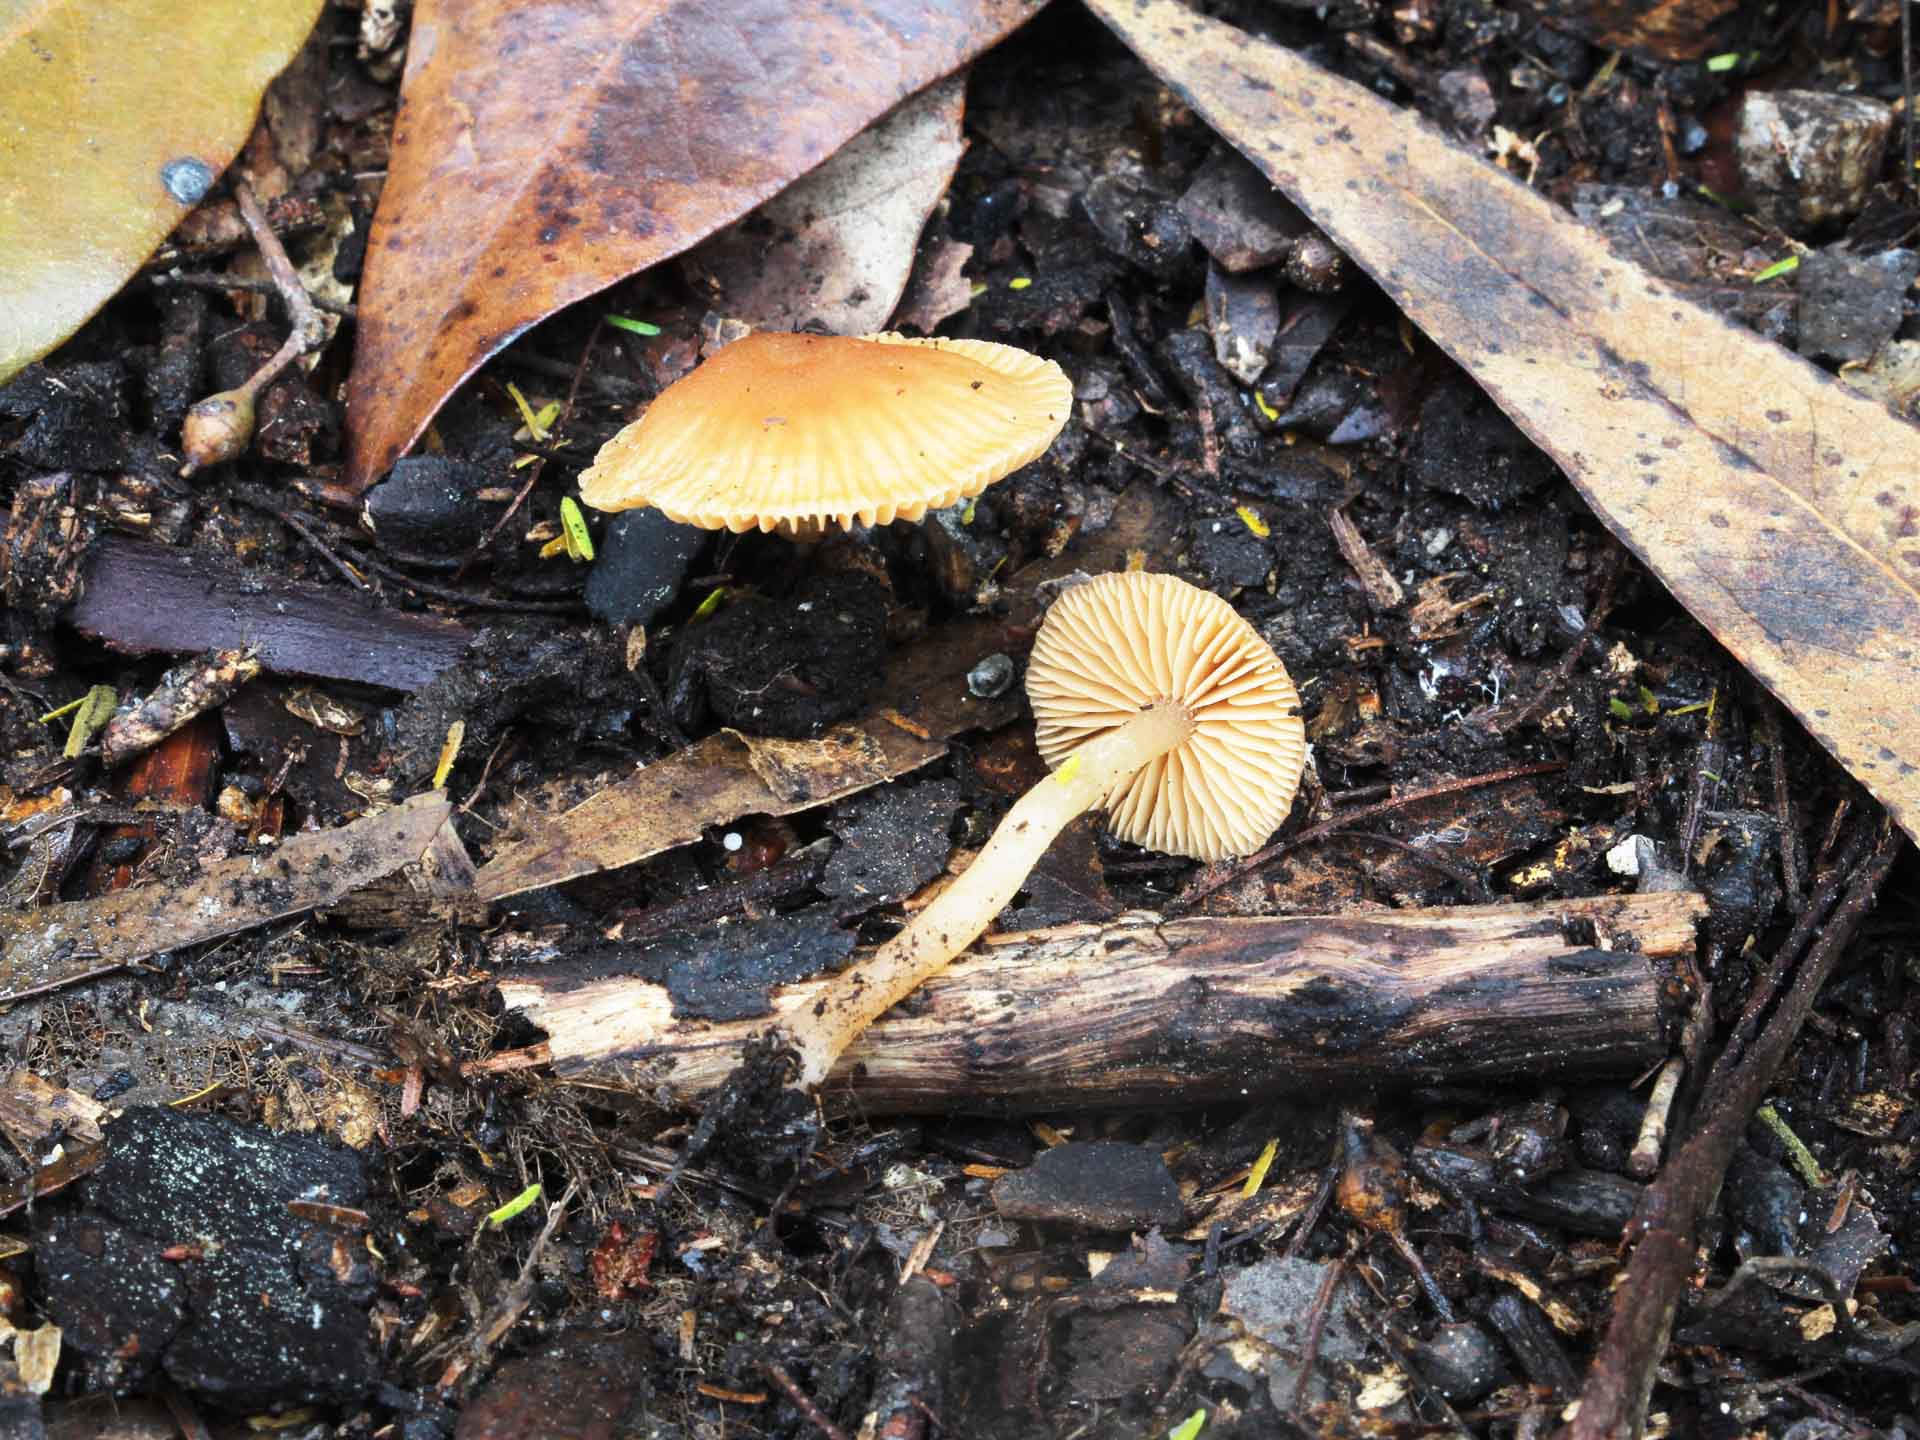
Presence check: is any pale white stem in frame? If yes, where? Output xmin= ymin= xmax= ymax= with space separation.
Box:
xmin=784 ymin=700 xmax=1195 ymax=1088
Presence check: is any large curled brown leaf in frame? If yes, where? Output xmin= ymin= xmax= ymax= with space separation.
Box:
xmin=344 ymin=0 xmax=1044 ymax=491
xmin=1087 ymin=0 xmax=1920 ymax=845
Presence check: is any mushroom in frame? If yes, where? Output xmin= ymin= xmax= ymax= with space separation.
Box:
xmin=782 ymin=570 xmax=1308 ymax=1089
xmin=578 ymin=330 xmax=1073 ymax=534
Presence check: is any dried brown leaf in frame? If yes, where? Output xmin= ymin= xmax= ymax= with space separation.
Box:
xmin=1088 ymin=0 xmax=1920 ymax=844
xmin=344 ymin=0 xmax=1043 ymax=491
xmin=686 ymin=77 xmax=968 ymax=335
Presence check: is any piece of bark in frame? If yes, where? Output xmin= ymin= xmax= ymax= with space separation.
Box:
xmin=497 ymin=891 xmax=1704 ymax=1114
xmin=0 ymin=791 xmax=451 ymax=1001
xmin=69 ymin=534 xmax=472 ymax=691
xmin=100 ymin=648 xmax=262 ymax=768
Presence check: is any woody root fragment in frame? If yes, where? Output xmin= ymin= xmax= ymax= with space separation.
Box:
xmin=497 ymin=891 xmax=1705 ymax=1115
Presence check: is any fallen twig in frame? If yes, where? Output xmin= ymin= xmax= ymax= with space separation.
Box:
xmin=178 ymin=182 xmax=331 ymax=475
xmin=498 ymin=891 xmax=1702 ymax=1112
xmin=1568 ymin=820 xmax=1902 ymax=1439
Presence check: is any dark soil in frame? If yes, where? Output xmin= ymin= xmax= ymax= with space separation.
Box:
xmin=2 ymin=1 xmax=1918 ymax=1438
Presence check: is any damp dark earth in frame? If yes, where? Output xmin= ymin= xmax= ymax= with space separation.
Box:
xmin=0 ymin=2 xmax=1918 ymax=1438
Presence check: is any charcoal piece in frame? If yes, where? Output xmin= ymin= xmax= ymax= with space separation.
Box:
xmin=1081 ymin=172 xmax=1194 ymax=283
xmin=1411 ymin=1145 xmax=1641 ymax=1238
xmin=1 ymin=474 xmax=96 ymax=626
xmin=992 ymin=1141 xmax=1183 ymax=1231
xmin=1737 ymin=91 xmax=1893 ymax=230
xmin=654 ymin=911 xmax=855 ymax=1022
xmin=1179 ymin=148 xmax=1310 ymax=272
xmin=584 ymin=508 xmax=706 ymax=628
xmin=40 ymin=1106 xmax=374 ymax=1408
xmin=1407 ymin=377 xmax=1558 ymax=508
xmin=0 ymin=361 xmax=130 ymax=471
xmin=36 ymin=1213 xmax=185 ymax=1393
xmin=668 ymin=572 xmax=890 ymax=737
xmin=1569 ymin=1085 xmax=1643 ymax=1173
xmin=1411 ymin=1322 xmax=1506 ymax=1406
xmin=363 ymin=455 xmax=501 ymax=562
xmin=999 ymin=813 xmax=1115 ymax=929
xmin=1105 ymin=293 xmax=1175 ymax=410
xmin=1698 ymin=810 xmax=1783 ymax=942
xmin=146 ymin=287 xmax=209 ymax=434
xmin=254 ymin=369 xmax=338 ymax=467
xmin=1487 ymin=1097 xmax=1570 ymax=1185
xmin=919 ymin=501 xmax=1009 ymax=608
xmin=388 ymin=619 xmax=634 ymax=786
xmin=1254 ymin=295 xmax=1350 ymax=417
xmin=1186 ymin=514 xmax=1273 ymax=593
xmin=822 ymin=779 xmax=962 ymax=907
xmin=1485 ymin=1292 xmax=1577 ymax=1394
xmin=1267 ymin=368 xmax=1371 ymax=440
xmin=1158 ymin=328 xmax=1261 ymax=459
xmin=1797 ymin=249 xmax=1920 ymax=364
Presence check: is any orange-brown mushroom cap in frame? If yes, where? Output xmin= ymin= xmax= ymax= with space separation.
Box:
xmin=1025 ymin=572 xmax=1308 ymax=862
xmin=577 ymin=331 xmax=1073 ymax=533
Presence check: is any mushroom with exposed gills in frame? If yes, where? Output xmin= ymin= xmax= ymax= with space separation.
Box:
xmin=782 ymin=570 xmax=1309 ymax=1090
xmin=577 ymin=330 xmax=1073 ymax=535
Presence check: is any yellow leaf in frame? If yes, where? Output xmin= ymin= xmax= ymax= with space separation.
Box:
xmin=1241 ymin=1137 xmax=1278 ymax=1197
xmin=0 ymin=0 xmax=326 ymax=384
xmin=432 ymin=720 xmax=465 ymax=790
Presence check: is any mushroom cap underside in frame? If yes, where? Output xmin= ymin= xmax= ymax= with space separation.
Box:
xmin=1025 ymin=571 xmax=1308 ymax=862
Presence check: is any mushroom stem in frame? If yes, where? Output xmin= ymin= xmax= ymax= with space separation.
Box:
xmin=785 ymin=699 xmax=1197 ymax=1088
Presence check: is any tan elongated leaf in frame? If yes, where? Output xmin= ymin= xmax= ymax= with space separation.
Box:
xmin=344 ymin=0 xmax=1044 ymax=491
xmin=1087 ymin=0 xmax=1920 ymax=844
xmin=0 ymin=0 xmax=325 ymax=385
xmin=0 ymin=791 xmax=451 ymax=1001
xmin=687 ymin=76 xmax=968 ymax=335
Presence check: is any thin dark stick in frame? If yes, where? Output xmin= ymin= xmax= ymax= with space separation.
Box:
xmin=351 ymin=547 xmax=586 ymax=614
xmin=1321 ymin=829 xmax=1489 ymax=898
xmin=233 ymin=183 xmax=326 ymax=354
xmin=1291 ymin=1258 xmax=1348 ymax=1414
xmin=765 ymin=1363 xmax=852 ymax=1440
xmin=1761 ymin=703 xmax=1805 ymax=901
xmin=1905 ymin=0 xmax=1915 ymax=201
xmin=457 ymin=319 xmax=606 ymax=580
xmin=1284 ymin=1144 xmax=1345 ymax=1259
xmin=1567 ymin=822 xmax=1902 ymax=1440
xmin=1497 ymin=544 xmax=1622 ymax=733
xmin=149 ymin=269 xmax=357 ymax=318
xmin=234 ymin=490 xmax=583 ymax=613
xmin=263 ymin=500 xmax=371 ymax=592
xmin=1171 ymin=759 xmax=1566 ymax=913
xmin=1703 ymin=820 xmax=1877 ymax=1099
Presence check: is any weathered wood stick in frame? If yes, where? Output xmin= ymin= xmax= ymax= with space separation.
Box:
xmin=498 ymin=891 xmax=1704 ymax=1114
